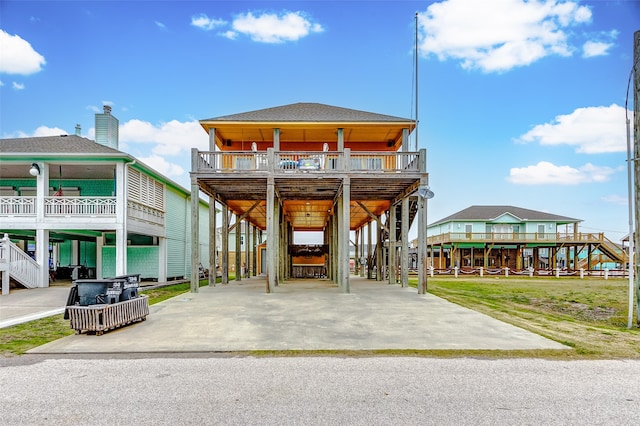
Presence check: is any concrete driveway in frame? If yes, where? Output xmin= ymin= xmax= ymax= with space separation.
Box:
xmin=27 ymin=276 xmax=568 ymax=354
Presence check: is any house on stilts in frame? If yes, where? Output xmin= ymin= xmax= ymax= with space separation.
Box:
xmin=189 ymin=102 xmax=430 ymax=293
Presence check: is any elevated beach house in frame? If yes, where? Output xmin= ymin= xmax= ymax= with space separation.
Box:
xmin=426 ymin=205 xmax=625 ymax=272
xmin=0 ymin=111 xmax=210 ymax=295
xmin=189 ymin=103 xmax=430 ymax=293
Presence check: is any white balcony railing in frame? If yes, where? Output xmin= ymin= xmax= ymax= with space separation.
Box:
xmin=0 ymin=196 xmax=36 ymax=215
xmin=44 ymin=196 xmax=117 ymax=216
xmin=127 ymin=199 xmax=165 ymax=226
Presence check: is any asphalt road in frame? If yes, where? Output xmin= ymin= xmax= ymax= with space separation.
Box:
xmin=1 ymin=356 xmax=639 ymax=425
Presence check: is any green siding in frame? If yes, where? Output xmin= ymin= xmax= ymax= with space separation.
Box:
xmin=165 ymin=187 xmax=189 ymax=278
xmin=0 ymin=178 xmax=115 ymax=196
xmin=101 ymin=246 xmax=159 ymax=279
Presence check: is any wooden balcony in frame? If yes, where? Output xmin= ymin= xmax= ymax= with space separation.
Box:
xmin=427 ymin=232 xmax=609 ymax=245
xmin=195 ymin=149 xmax=422 ymax=174
xmin=192 ymin=149 xmax=427 ymax=231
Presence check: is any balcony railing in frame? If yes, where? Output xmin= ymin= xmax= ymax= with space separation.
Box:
xmin=45 ymin=196 xmax=117 ymax=216
xmin=195 ymin=149 xmax=423 ymax=174
xmin=0 ymin=196 xmax=35 ymax=215
xmin=427 ymin=232 xmax=606 ymax=245
xmin=127 ymin=199 xmax=165 ymax=226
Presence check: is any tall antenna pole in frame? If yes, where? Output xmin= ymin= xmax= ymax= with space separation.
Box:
xmin=633 ymin=30 xmax=640 ymax=327
xmin=415 ymin=12 xmax=419 ymax=151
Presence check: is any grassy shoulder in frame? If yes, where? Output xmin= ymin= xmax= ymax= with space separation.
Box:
xmin=0 ymin=279 xmax=212 ymax=357
xmin=419 ymin=276 xmax=640 ymax=359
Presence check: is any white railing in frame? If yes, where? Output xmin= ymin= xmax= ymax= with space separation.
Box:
xmin=0 ymin=234 xmax=39 ymax=291
xmin=0 ymin=196 xmax=36 ymax=215
xmin=127 ymin=199 xmax=165 ymax=226
xmin=196 ymin=150 xmax=423 ymax=174
xmin=44 ymin=196 xmax=117 ymax=216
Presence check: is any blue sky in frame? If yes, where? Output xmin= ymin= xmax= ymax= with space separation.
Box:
xmin=1 ymin=0 xmax=639 ymax=242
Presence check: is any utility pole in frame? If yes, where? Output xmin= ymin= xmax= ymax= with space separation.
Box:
xmin=633 ymin=30 xmax=640 ymax=327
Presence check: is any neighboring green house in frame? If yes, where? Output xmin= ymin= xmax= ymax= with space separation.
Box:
xmin=0 ymin=115 xmax=210 ymax=294
xmin=426 ymin=205 xmax=624 ymax=271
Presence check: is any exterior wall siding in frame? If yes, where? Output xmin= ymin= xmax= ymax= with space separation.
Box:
xmin=0 ymin=178 xmax=115 ymax=196
xmin=101 ymin=246 xmax=159 ymax=279
xmin=165 ymin=188 xmax=189 ymax=279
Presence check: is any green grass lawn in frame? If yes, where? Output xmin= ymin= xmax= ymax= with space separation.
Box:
xmin=1 ymin=275 xmax=638 ymax=358
xmin=420 ymin=276 xmax=639 ymax=359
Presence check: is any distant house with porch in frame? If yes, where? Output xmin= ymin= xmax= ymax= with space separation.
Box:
xmin=426 ymin=205 xmax=625 ymax=271
xmin=0 ymin=108 xmax=210 ymax=294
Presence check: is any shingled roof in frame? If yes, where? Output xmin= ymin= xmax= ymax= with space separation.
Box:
xmin=431 ymin=205 xmax=581 ymax=226
xmin=202 ymin=102 xmax=414 ymax=123
xmin=0 ymin=135 xmax=123 ymax=155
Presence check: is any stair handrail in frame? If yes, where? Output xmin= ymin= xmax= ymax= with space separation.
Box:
xmin=0 ymin=233 xmax=40 ymax=288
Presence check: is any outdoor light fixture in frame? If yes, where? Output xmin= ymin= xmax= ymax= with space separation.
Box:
xmin=29 ymin=163 xmax=40 ymax=176
xmin=417 ymin=185 xmax=435 ymax=200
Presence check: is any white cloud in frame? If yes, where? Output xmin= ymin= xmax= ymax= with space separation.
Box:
xmin=516 ymin=104 xmax=628 ymax=154
xmin=119 ymin=119 xmax=209 ymax=156
xmin=0 ymin=30 xmax=46 ymax=74
xmin=191 ymin=13 xmax=226 ymax=31
xmin=582 ymin=40 xmax=612 ymax=58
xmin=507 ymin=161 xmax=618 ymax=185
xmin=418 ymin=0 xmax=591 ymax=72
xmin=601 ymin=194 xmax=628 ymax=206
xmin=155 ymin=21 xmax=167 ymax=30
xmin=0 ymin=80 xmax=4 ymax=86
xmin=12 ymin=81 xmax=25 ymax=90
xmin=138 ymin=154 xmax=185 ymax=177
xmin=9 ymin=125 xmax=69 ymax=138
xmin=231 ymin=11 xmax=324 ymax=43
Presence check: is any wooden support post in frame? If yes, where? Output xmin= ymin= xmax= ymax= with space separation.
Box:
xmin=417 ymin=175 xmax=428 ymax=294
xmin=209 ymin=193 xmax=216 ymax=286
xmin=376 ymin=214 xmax=383 ymax=281
xmin=235 ymin=215 xmax=242 ymax=281
xmin=221 ymin=203 xmax=229 ymax=285
xmin=342 ymin=176 xmax=350 ymax=293
xmin=360 ymin=224 xmax=365 ymax=277
xmin=368 ymin=220 xmax=373 ymax=279
xmin=266 ymin=176 xmax=275 ymax=292
xmin=245 ymin=219 xmax=251 ymax=278
xmin=401 ymin=196 xmax=409 ymax=287
xmin=389 ymin=203 xmax=397 ymax=285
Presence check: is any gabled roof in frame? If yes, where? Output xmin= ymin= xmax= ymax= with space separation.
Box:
xmin=430 ymin=205 xmax=581 ymax=226
xmin=0 ymin=135 xmax=123 ymax=155
xmin=202 ymin=102 xmax=414 ymax=123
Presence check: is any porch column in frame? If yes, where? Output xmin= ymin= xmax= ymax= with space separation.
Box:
xmin=96 ymin=234 xmax=104 ymax=279
xmin=337 ymin=128 xmax=344 ymax=151
xmin=115 ymin=161 xmax=127 ymax=276
xmin=389 ymin=203 xmax=397 ymax=285
xmin=189 ymin=150 xmax=200 ymax=292
xmin=417 ymin=178 xmax=428 ymax=294
xmin=209 ymin=196 xmax=217 ymax=286
xmin=35 ymin=229 xmax=49 ymax=288
xmin=235 ymin=215 xmax=241 ymax=282
xmin=360 ymin=224 xmax=365 ymax=277
xmin=221 ymin=203 xmax=229 ymax=284
xmin=273 ymin=128 xmax=280 ymax=151
xmin=208 ymin=128 xmax=216 ymax=151
xmin=252 ymin=225 xmax=257 ymax=277
xmin=402 ymin=128 xmax=410 ymax=152
xmin=35 ymin=162 xmax=48 ymax=224
xmin=401 ymin=196 xmax=409 ymax=287
xmin=245 ymin=217 xmax=251 ymax=278
xmin=155 ymin=236 xmax=166 ymax=282
xmin=341 ymin=176 xmax=350 ymax=293
xmin=367 ymin=220 xmax=373 ymax=279
xmin=266 ymin=176 xmax=276 ymax=292
xmin=354 ymin=228 xmax=360 ymax=276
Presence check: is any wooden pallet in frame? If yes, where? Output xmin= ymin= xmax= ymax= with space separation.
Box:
xmin=67 ymin=296 xmax=149 ymax=335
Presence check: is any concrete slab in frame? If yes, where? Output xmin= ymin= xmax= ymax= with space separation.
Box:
xmin=29 ymin=276 xmax=568 ymax=354
xmin=0 ymin=285 xmax=69 ymax=328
